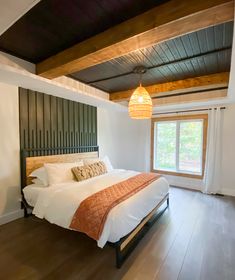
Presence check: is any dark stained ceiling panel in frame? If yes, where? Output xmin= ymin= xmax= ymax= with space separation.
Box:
xmin=69 ymin=21 xmax=233 ymax=93
xmin=0 ymin=0 xmax=168 ymax=62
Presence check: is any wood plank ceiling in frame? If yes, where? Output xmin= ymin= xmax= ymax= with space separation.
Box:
xmin=70 ymin=22 xmax=233 ymax=93
xmin=0 ymin=0 xmax=233 ymax=106
xmin=0 ymin=0 xmax=167 ymax=62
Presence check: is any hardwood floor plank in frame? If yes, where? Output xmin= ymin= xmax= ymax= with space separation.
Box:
xmin=154 ymin=192 xmax=202 ymax=280
xmin=177 ymin=194 xmax=208 ymax=280
xmin=199 ymin=195 xmax=235 ymax=280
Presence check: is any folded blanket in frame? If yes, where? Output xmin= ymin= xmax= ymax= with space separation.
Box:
xmin=70 ymin=172 xmax=161 ymax=240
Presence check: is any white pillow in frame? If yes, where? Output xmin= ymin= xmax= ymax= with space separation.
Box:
xmin=84 ymin=156 xmax=113 ymax=172
xmin=102 ymin=156 xmax=113 ymax=172
xmin=29 ymin=167 xmax=48 ymax=186
xmin=31 ymin=178 xmax=46 ymax=186
xmin=45 ymin=161 xmax=83 ymax=185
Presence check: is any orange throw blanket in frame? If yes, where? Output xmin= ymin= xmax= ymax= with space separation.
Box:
xmin=70 ymin=173 xmax=161 ymax=240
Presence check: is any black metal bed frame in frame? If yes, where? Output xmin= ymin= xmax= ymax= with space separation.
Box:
xmin=20 ymin=145 xmax=169 ymax=268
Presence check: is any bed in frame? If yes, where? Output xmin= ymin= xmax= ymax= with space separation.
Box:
xmin=21 ymin=146 xmax=169 ymax=268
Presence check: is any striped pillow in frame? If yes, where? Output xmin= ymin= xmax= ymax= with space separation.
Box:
xmin=72 ymin=161 xmax=107 ymax=182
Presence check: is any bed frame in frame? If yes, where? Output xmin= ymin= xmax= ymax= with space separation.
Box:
xmin=20 ymin=146 xmax=99 ymax=216
xmin=111 ymin=193 xmax=169 ymax=268
xmin=20 ymin=146 xmax=169 ymax=268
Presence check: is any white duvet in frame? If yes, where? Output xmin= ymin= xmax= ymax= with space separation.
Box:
xmin=32 ymin=169 xmax=169 ymax=248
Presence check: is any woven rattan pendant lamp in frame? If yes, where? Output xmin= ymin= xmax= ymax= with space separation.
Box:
xmin=128 ymin=66 xmax=152 ymax=119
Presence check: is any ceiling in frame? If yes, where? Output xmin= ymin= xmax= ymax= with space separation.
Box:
xmin=0 ymin=0 xmax=40 ymax=36
xmin=70 ymin=21 xmax=233 ymax=93
xmin=0 ymin=0 xmax=167 ymax=63
xmin=0 ymin=0 xmax=233 ymax=106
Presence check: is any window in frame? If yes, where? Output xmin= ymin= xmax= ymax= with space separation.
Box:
xmin=151 ymin=115 xmax=208 ymax=178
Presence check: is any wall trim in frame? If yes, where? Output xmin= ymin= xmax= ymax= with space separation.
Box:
xmin=171 ymin=184 xmax=235 ymax=197
xmin=0 ymin=209 xmax=24 ymax=226
xmin=219 ymin=188 xmax=235 ymax=197
xmin=170 ymin=184 xmax=202 ymax=192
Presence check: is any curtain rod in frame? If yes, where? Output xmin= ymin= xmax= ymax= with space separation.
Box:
xmin=152 ymin=107 xmax=226 ymax=116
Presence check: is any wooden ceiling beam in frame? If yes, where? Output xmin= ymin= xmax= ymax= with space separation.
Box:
xmin=152 ymin=88 xmax=227 ymax=106
xmin=36 ymin=0 xmax=234 ymax=79
xmin=109 ymin=72 xmax=230 ymax=102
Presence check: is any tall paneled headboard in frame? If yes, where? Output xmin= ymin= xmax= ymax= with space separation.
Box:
xmin=19 ymin=88 xmax=97 ymax=151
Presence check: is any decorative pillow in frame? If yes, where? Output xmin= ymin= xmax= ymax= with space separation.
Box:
xmin=84 ymin=156 xmax=113 ymax=172
xmin=72 ymin=161 xmax=107 ymax=182
xmin=29 ymin=167 xmax=48 ymax=186
xmin=45 ymin=161 xmax=83 ymax=185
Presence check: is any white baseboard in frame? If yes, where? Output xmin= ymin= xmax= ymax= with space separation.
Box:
xmin=219 ymin=188 xmax=235 ymax=197
xmin=171 ymin=185 xmax=235 ymax=197
xmin=0 ymin=209 xmax=24 ymax=225
xmin=170 ymin=183 xmax=202 ymax=192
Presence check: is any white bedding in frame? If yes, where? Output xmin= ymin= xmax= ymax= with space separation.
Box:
xmin=29 ymin=169 xmax=169 ymax=248
xmin=23 ymin=184 xmax=45 ymax=207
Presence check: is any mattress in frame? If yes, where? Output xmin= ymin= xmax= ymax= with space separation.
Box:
xmin=30 ymin=169 xmax=169 ymax=247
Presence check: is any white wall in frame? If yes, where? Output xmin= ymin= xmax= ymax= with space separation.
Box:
xmin=0 ymin=82 xmax=22 ymax=224
xmin=98 ymin=108 xmax=150 ymax=172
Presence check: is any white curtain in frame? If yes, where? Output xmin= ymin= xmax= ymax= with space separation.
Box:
xmin=203 ymin=108 xmax=223 ymax=194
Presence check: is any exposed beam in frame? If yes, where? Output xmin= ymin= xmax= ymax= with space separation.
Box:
xmin=36 ymin=0 xmax=234 ymax=79
xmin=116 ymin=88 xmax=228 ymax=107
xmin=152 ymin=86 xmax=228 ymax=99
xmin=110 ymin=72 xmax=230 ymax=102
xmin=152 ymin=88 xmax=227 ymax=106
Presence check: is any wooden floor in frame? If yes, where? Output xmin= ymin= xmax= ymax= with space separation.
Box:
xmin=1 ymin=187 xmax=235 ymax=280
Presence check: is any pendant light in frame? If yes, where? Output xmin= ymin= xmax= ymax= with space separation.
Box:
xmin=128 ymin=66 xmax=152 ymax=119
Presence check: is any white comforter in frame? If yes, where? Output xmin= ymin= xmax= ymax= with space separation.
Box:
xmin=33 ymin=169 xmax=169 ymax=247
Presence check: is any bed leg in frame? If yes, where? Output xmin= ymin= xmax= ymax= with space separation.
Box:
xmin=24 ymin=208 xmax=29 ymax=218
xmin=167 ymin=197 xmax=169 ymax=207
xmin=21 ymin=200 xmax=31 ymax=218
xmin=22 ymin=201 xmax=27 ymax=218
xmin=115 ymin=246 xmax=122 ymax=269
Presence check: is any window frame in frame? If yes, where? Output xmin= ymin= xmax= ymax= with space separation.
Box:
xmin=151 ymin=114 xmax=208 ymax=179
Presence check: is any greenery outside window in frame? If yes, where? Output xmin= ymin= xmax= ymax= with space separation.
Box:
xmin=151 ymin=115 xmax=208 ymax=179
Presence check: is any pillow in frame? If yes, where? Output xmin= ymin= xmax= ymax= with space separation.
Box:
xmin=31 ymin=178 xmax=46 ymax=186
xmin=84 ymin=156 xmax=113 ymax=172
xmin=102 ymin=156 xmax=113 ymax=172
xmin=72 ymin=161 xmax=107 ymax=182
xmin=45 ymin=161 xmax=83 ymax=185
xmin=29 ymin=167 xmax=48 ymax=186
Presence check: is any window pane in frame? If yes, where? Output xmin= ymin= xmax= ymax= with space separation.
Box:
xmin=154 ymin=122 xmax=176 ymax=171
xmin=179 ymin=121 xmax=203 ymax=173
